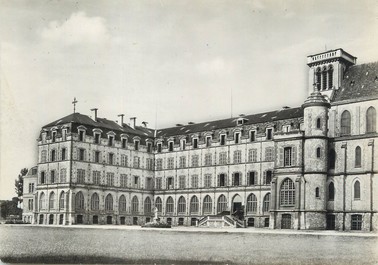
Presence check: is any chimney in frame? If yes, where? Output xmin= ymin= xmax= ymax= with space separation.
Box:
xmin=118 ymin=114 xmax=125 ymax=126
xmin=90 ymin=108 xmax=98 ymax=121
xmin=130 ymin=117 xmax=136 ymax=129
xmin=142 ymin=121 xmax=148 ymax=128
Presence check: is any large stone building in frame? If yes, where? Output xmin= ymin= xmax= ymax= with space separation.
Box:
xmin=23 ymin=48 xmax=378 ymax=231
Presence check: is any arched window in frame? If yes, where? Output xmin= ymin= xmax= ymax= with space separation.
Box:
xmin=144 ymin=197 xmax=152 ymax=214
xmin=190 ymin=196 xmax=199 ymax=214
xmin=91 ymin=193 xmax=99 ymax=210
xmin=329 ymin=149 xmax=336 ymax=169
xmin=341 ymin=110 xmax=351 ymax=136
xmin=354 ymin=181 xmax=361 ymax=200
xmin=131 ymin=196 xmax=139 ymax=213
xmin=246 ymin=193 xmax=257 ymax=213
xmin=75 ymin=192 xmax=84 ymax=210
xmin=177 ymin=196 xmax=186 ymax=214
xmin=355 ymin=146 xmax=362 ymax=168
xmin=39 ymin=192 xmax=45 ymax=210
xmin=280 ymin=178 xmax=295 ymax=206
xmin=316 ymin=118 xmax=321 ymax=129
xmin=366 ymin=107 xmax=376 ymax=133
xmin=263 ymin=193 xmax=270 ymax=213
xmin=328 ymin=182 xmax=335 ymax=201
xmin=316 ymin=147 xmax=321 ymax=158
xmin=322 ymin=70 xmax=327 ymax=90
xmin=59 ymin=192 xmax=65 ymax=209
xmin=217 ymin=195 xmax=227 ymax=213
xmin=155 ymin=197 xmax=162 ymax=213
xmin=166 ymin=197 xmax=174 ymax=214
xmin=203 ymin=195 xmax=212 ymax=214
xmin=105 ymin=194 xmax=113 ymax=211
xmin=119 ymin=195 xmax=126 ymax=212
xmin=328 ymin=65 xmax=333 ymax=89
xmin=49 ymin=192 xmax=55 ymax=209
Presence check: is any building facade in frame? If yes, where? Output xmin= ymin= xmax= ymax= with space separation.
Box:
xmin=23 ymin=49 xmax=378 ymax=231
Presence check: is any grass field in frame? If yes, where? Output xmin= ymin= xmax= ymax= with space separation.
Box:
xmin=0 ymin=225 xmax=377 ymax=264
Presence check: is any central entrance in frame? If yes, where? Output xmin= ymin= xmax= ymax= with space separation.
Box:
xmin=232 ymin=194 xmax=243 ymax=213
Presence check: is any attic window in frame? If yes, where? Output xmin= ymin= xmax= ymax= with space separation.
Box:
xmin=237 ymin=119 xmax=244 ymax=126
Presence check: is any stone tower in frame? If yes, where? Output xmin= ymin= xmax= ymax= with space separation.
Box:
xmin=302 ymin=88 xmax=330 ymax=229
xmin=307 ymin=48 xmax=356 ymax=99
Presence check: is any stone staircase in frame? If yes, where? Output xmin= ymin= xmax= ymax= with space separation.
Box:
xmin=198 ymin=215 xmax=245 ymax=228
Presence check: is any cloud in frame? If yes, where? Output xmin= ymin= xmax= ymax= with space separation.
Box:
xmin=40 ymin=12 xmax=110 ymax=45
xmin=197 ymin=57 xmax=234 ymax=75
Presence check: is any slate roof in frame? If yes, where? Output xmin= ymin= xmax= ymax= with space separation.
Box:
xmin=333 ymin=62 xmax=378 ymax=102
xmin=43 ymin=113 xmax=154 ymax=138
xmin=156 ymin=107 xmax=303 ymax=138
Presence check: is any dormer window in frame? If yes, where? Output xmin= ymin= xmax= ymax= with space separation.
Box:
xmin=62 ymin=128 xmax=67 ymax=141
xmin=108 ymin=136 xmax=114 ymax=146
xmin=94 ymin=133 xmax=100 ymax=144
xmin=147 ymin=142 xmax=152 ymax=153
xmin=122 ymin=138 xmax=127 ymax=148
xmin=235 ymin=132 xmax=240 ymax=144
xmin=220 ymin=134 xmax=226 ymax=146
xmin=237 ymin=119 xmax=243 ymax=126
xmin=266 ymin=128 xmax=273 ymax=140
xmin=52 ymin=131 xmax=56 ymax=142
xmin=206 ymin=136 xmax=211 ymax=147
xmin=79 ymin=130 xmax=85 ymax=142
xmin=134 ymin=140 xmax=140 ymax=151
xmin=168 ymin=141 xmax=174 ymax=152
xmin=181 ymin=139 xmax=186 ymax=150
xmin=193 ymin=138 xmax=198 ymax=149
xmin=250 ymin=131 xmax=256 ymax=142
xmin=157 ymin=143 xmax=162 ymax=153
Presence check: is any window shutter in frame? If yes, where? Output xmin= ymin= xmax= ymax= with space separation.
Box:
xmin=279 ymin=148 xmax=284 ymax=167
xmin=292 ymin=147 xmax=296 ymax=166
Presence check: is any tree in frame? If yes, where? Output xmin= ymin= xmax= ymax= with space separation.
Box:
xmin=14 ymin=168 xmax=28 ymax=204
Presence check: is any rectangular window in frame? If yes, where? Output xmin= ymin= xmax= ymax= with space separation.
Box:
xmin=79 ymin=149 xmax=85 ymax=161
xmin=181 ymin=140 xmax=186 ymax=150
xmin=248 ymin=149 xmax=257 ymax=162
xmin=28 ymin=183 xmax=33 ymax=193
xmin=121 ymin=154 xmax=128 ymax=166
xmin=120 ymin=174 xmax=127 ymax=188
xmin=133 ymin=156 xmax=140 ymax=168
xmin=106 ymin=172 xmax=114 ymax=186
xmin=204 ymin=174 xmax=212 ymax=188
xmin=156 ymin=158 xmax=163 ymax=170
xmin=179 ymin=175 xmax=186 ymax=189
xmin=179 ymin=156 xmax=186 ymax=168
xmin=167 ymin=177 xmax=174 ymax=189
xmin=77 ymin=169 xmax=85 ymax=184
xmin=147 ymin=142 xmax=152 ymax=153
xmin=61 ymin=148 xmax=66 ymax=160
xmin=265 ymin=147 xmax=274 ymax=161
xmin=146 ymin=177 xmax=153 ymax=190
xmin=41 ymin=150 xmax=47 ymax=163
xmin=62 ymin=129 xmax=67 ymax=141
xmin=40 ymin=171 xmax=45 ymax=184
xmin=50 ymin=170 xmax=55 ymax=183
xmin=52 ymin=131 xmax=56 ymax=142
xmin=94 ymin=133 xmax=100 ymax=144
xmin=233 ymin=173 xmax=240 ymax=186
xmin=218 ymin=174 xmax=226 ymax=187
xmin=219 ymin=152 xmax=228 ymax=165
xmin=155 ymin=178 xmax=162 ymax=190
xmin=60 ymin=168 xmax=66 ymax=183
xmin=206 ymin=136 xmax=211 ymax=147
xmin=157 ymin=143 xmax=162 ymax=153
xmin=248 ymin=172 xmax=256 ymax=185
xmin=79 ymin=130 xmax=84 ymax=142
xmin=191 ymin=155 xmax=199 ymax=167
xmin=93 ymin=171 xmax=101 ymax=185
xmin=108 ymin=136 xmax=114 ymax=146
xmin=193 ymin=138 xmax=198 ymax=149
xmin=204 ymin=153 xmax=212 ymax=166
xmin=108 ymin=153 xmax=114 ymax=165
xmin=133 ymin=176 xmax=139 ymax=188
xmin=235 ymin=133 xmax=240 ymax=144
xmin=169 ymin=141 xmax=174 ymax=151
xmin=284 ymin=147 xmax=292 ymax=166
xmin=94 ymin=151 xmax=100 ymax=163
xmin=146 ymin=158 xmax=154 ymax=170
xmin=266 ymin=128 xmax=273 ymax=140
xmin=122 ymin=138 xmax=127 ymax=148
xmin=351 ymin=215 xmax=362 ymax=230
xmin=250 ymin=131 xmax=256 ymax=142
xmin=191 ymin=175 xmax=198 ymax=188
xmin=134 ymin=140 xmax=139 ymax=151
xmin=166 ymin=157 xmax=173 ymax=169
xmin=233 ymin=150 xmax=242 ymax=164
xmin=220 ymin=135 xmax=226 ymax=146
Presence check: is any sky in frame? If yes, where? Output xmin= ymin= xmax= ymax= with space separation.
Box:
xmin=0 ymin=0 xmax=377 ymax=200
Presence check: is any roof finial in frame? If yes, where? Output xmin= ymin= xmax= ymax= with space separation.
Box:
xmin=72 ymin=97 xmax=78 ymax=113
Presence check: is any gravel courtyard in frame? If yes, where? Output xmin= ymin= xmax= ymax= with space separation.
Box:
xmin=0 ymin=225 xmax=377 ymax=264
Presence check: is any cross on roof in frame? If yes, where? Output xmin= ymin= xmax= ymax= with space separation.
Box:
xmin=72 ymin=97 xmax=78 ymax=113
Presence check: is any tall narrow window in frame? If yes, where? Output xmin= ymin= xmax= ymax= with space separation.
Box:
xmin=322 ymin=70 xmax=327 ymax=90
xmin=328 ymin=66 xmax=333 ymax=89
xmin=79 ymin=130 xmax=84 ymax=142
xmin=108 ymin=136 xmax=114 ymax=146
xmin=40 ymin=171 xmax=45 ymax=184
xmin=366 ymin=107 xmax=376 ymax=133
xmin=147 ymin=142 xmax=152 ymax=153
xmin=105 ymin=194 xmax=113 ymax=211
xmin=220 ymin=134 xmax=226 ymax=146
xmin=166 ymin=197 xmax=174 ymax=214
xmin=61 ymin=148 xmax=66 ymax=160
xmin=264 ymin=170 xmax=272 ymax=185
xmin=316 ymin=68 xmax=321 ymax=90
xmin=266 ymin=128 xmax=273 ymax=140
xmin=328 ymin=182 xmax=335 ymax=201
xmin=250 ymin=131 xmax=256 ymax=142
xmin=157 ymin=143 xmax=162 ymax=153
xmin=181 ymin=139 xmax=186 ymax=150
xmin=316 ymin=147 xmax=321 ymax=158
xmin=134 ymin=140 xmax=139 ymax=151
xmin=206 ymin=136 xmax=211 ymax=147
xmin=203 ymin=195 xmax=212 ymax=214
xmin=39 ymin=193 xmax=45 ymax=210
xmin=91 ymin=193 xmax=99 ymax=210
xmin=329 ymin=149 xmax=336 ymax=169
xmin=355 ymin=146 xmax=361 ymax=168
xmin=193 ymin=138 xmax=198 ymax=149
xmin=354 ymin=181 xmax=361 ymax=200
xmin=177 ymin=196 xmax=186 ymax=214
xmin=51 ymin=150 xmax=56 ymax=162
xmin=155 ymin=197 xmax=162 ymax=213
xmin=280 ymin=178 xmax=295 ymax=206
xmin=50 ymin=170 xmax=55 ymax=183
xmin=49 ymin=192 xmax=55 ymax=209
xmin=75 ymin=192 xmax=84 ymax=210
xmin=204 ymin=174 xmax=212 ymax=188
xmin=119 ymin=195 xmax=126 ymax=212
xmin=235 ymin=133 xmax=240 ymax=144
xmin=246 ymin=194 xmax=257 ymax=213
xmin=340 ymin=110 xmax=351 ymax=136
xmin=94 ymin=133 xmax=100 ymax=144
xmin=316 ymin=118 xmax=321 ymax=129
xmin=132 ymin=196 xmax=139 ymax=213
xmin=144 ymin=197 xmax=152 ymax=214
xmin=190 ymin=196 xmax=199 ymax=214
xmin=169 ymin=141 xmax=174 ymax=152
xmin=315 ymin=187 xmax=320 ymax=198
xmin=218 ymin=173 xmax=226 ymax=187
xmin=59 ymin=192 xmax=65 ymax=209
xmin=263 ymin=193 xmax=270 ymax=213
xmin=248 ymin=171 xmax=256 ymax=185
xmin=232 ymin=172 xmax=240 ymax=186
xmin=217 ymin=195 xmax=227 ymax=213
xmin=122 ymin=138 xmax=127 ymax=148
xmin=284 ymin=147 xmax=292 ymax=166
